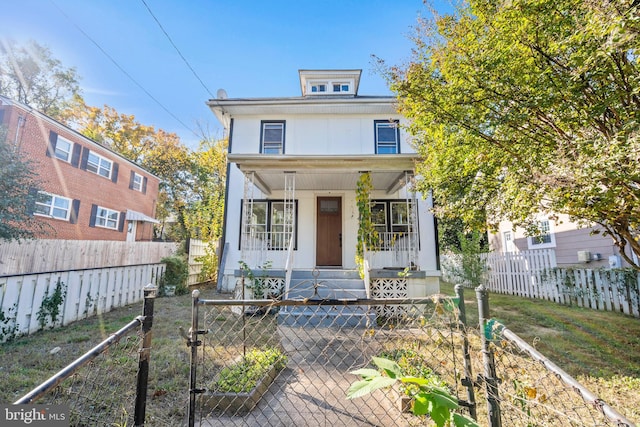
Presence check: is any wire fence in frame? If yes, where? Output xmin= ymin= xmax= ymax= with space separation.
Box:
xmin=13 ymin=285 xmax=157 ymax=427
xmin=474 ymin=285 xmax=636 ymax=427
xmin=186 ymin=291 xmax=478 ymax=426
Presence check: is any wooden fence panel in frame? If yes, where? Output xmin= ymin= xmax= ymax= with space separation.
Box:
xmin=0 ymin=264 xmax=165 ymax=342
xmin=0 ymin=240 xmax=178 ymax=276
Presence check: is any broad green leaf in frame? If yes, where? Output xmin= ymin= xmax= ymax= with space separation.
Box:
xmin=349 ymin=368 xmax=381 ymax=379
xmin=371 ymin=356 xmax=403 ymax=379
xmin=453 ymin=413 xmax=481 ymax=427
xmin=346 ymin=376 xmax=396 ymax=399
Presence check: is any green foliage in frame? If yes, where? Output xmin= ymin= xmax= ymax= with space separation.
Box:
xmin=0 ymin=39 xmax=81 ymax=118
xmin=0 ymin=303 xmax=19 ymax=342
xmin=160 ymin=256 xmax=189 ymax=296
xmin=196 ymin=244 xmax=219 ymax=284
xmin=355 ymin=172 xmax=378 ymax=278
xmin=36 ymin=278 xmax=67 ymax=330
xmin=238 ymin=260 xmax=273 ymax=299
xmin=0 ymin=127 xmax=43 ymax=241
xmin=210 ymin=347 xmax=287 ymax=393
xmin=347 ymin=357 xmax=478 ymax=427
xmin=382 ymin=0 xmax=640 ymax=269
xmin=445 ymin=231 xmax=488 ymax=288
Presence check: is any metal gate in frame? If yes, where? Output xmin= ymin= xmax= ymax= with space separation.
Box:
xmin=184 ymin=290 xmax=476 ymax=426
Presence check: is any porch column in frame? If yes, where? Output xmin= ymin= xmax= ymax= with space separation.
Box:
xmin=405 ymin=171 xmax=419 ymax=269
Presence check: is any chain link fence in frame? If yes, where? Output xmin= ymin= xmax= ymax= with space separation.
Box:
xmin=13 ymin=286 xmax=157 ymax=427
xmin=186 ymin=291 xmax=478 ymax=426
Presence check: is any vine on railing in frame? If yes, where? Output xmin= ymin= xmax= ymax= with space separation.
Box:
xmin=355 ymin=172 xmax=378 ymax=278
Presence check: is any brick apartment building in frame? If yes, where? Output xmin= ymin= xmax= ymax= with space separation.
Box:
xmin=0 ymin=95 xmax=160 ymax=241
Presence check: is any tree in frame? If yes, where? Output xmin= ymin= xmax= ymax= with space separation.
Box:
xmin=383 ymin=0 xmax=640 ymax=269
xmin=0 ymin=40 xmax=81 ymax=118
xmin=0 ymin=125 xmax=43 ymax=240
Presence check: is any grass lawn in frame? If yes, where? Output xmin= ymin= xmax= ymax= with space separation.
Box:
xmin=441 ymin=281 xmax=640 ymax=424
xmin=1 ymin=282 xmax=638 ymax=425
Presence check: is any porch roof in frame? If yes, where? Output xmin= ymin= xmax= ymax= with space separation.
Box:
xmin=228 ymin=153 xmax=419 ymax=195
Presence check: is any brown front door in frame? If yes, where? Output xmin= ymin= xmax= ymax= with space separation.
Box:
xmin=316 ymin=197 xmax=342 ymax=267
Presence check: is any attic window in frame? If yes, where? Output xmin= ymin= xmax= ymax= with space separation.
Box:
xmin=333 ymin=83 xmax=350 ymax=93
xmin=311 ymin=83 xmax=327 ymax=93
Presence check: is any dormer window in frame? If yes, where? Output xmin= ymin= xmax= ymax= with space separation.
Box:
xmin=332 ymin=83 xmax=350 ymax=93
xmin=311 ymin=83 xmax=327 ymax=93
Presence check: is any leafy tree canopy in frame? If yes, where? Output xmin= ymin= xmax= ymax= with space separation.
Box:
xmin=0 ymin=39 xmax=81 ymax=118
xmin=383 ymin=0 xmax=640 ymax=268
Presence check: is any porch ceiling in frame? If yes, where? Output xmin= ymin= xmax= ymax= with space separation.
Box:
xmin=228 ymin=154 xmax=419 ymax=195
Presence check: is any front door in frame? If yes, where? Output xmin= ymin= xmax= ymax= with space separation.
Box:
xmin=316 ymin=197 xmax=342 ymax=267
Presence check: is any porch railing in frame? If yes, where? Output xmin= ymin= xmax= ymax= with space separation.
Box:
xmin=366 ymin=231 xmax=419 ymax=269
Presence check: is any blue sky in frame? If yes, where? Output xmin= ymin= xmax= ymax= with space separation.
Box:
xmin=2 ymin=0 xmax=444 ymax=149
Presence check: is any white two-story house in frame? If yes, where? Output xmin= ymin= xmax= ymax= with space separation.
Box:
xmin=208 ymin=70 xmax=440 ymax=303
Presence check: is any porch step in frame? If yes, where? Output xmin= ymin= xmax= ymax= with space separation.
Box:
xmin=278 ymin=269 xmax=375 ymax=327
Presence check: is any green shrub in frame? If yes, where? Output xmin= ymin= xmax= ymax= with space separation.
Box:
xmin=160 ymin=256 xmax=189 ymax=296
xmin=211 ymin=347 xmax=287 ymax=393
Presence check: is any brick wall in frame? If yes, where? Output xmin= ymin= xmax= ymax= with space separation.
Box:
xmin=1 ymin=100 xmax=161 ymax=241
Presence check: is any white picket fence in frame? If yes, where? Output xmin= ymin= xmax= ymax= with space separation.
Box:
xmin=442 ymin=250 xmax=640 ymax=318
xmin=0 ymin=263 xmax=165 ymax=342
xmin=187 ymin=239 xmax=218 ymax=286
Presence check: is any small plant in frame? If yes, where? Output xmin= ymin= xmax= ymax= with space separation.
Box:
xmin=355 ymin=172 xmax=379 ymax=278
xmin=159 ymin=255 xmax=189 ymax=296
xmin=347 ymin=356 xmax=479 ymax=427
xmin=0 ymin=303 xmax=19 ymax=342
xmin=210 ymin=347 xmax=287 ymax=393
xmin=37 ymin=278 xmax=67 ymax=330
xmin=239 ymin=260 xmax=272 ymax=299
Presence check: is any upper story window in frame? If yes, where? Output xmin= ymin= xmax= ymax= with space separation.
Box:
xmin=311 ymin=83 xmax=327 ymax=93
xmin=34 ymin=191 xmax=71 ymax=221
xmin=374 ymin=120 xmax=400 ymax=154
xmin=130 ymin=171 xmax=146 ymax=193
xmin=54 ymin=136 xmax=72 ymax=162
xmin=261 ymin=121 xmax=285 ymax=154
xmin=332 ymin=83 xmax=350 ymax=93
xmin=527 ymin=219 xmax=556 ymax=249
xmin=86 ymin=151 xmax=113 ymax=179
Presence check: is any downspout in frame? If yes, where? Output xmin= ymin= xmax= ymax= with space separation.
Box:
xmin=217 ymin=118 xmax=233 ymax=292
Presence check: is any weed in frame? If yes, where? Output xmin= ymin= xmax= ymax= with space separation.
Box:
xmin=36 ymin=278 xmax=67 ymax=330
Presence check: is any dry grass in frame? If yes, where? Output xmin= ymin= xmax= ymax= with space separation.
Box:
xmin=1 ymin=282 xmax=638 ymax=425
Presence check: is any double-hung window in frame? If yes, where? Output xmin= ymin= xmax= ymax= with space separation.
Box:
xmin=241 ymin=200 xmax=297 ymax=250
xmin=54 ymin=136 xmax=72 ymax=162
xmin=369 ymin=200 xmax=418 ymax=249
xmin=86 ymin=151 xmax=113 ymax=178
xmin=261 ymin=121 xmax=285 ymax=154
xmin=93 ymin=206 xmax=120 ymax=230
xmin=34 ymin=192 xmax=71 ymax=220
xmin=528 ymin=219 xmax=556 ymax=249
xmin=374 ymin=120 xmax=400 ymax=154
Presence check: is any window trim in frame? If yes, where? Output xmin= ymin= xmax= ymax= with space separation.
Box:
xmin=374 ymin=120 xmax=401 ymax=154
xmin=94 ymin=206 xmax=120 ymax=230
xmin=34 ymin=191 xmax=72 ymax=221
xmin=260 ymin=120 xmax=285 ymax=154
xmin=53 ymin=136 xmax=72 ymax=162
xmin=86 ymin=151 xmax=113 ymax=179
xmin=527 ymin=219 xmax=556 ymax=249
xmin=239 ymin=199 xmax=298 ymax=250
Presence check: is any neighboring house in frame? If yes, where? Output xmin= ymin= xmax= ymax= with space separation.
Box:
xmin=208 ymin=69 xmax=440 ymax=298
xmin=0 ymin=95 xmax=160 ymax=241
xmin=489 ymin=214 xmax=636 ymax=268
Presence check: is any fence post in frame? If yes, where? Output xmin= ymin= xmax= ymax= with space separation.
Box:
xmin=187 ymin=289 xmax=202 ymax=427
xmin=476 ymin=285 xmax=502 ymax=427
xmin=455 ymin=284 xmax=477 ymax=421
xmin=134 ymin=284 xmax=156 ymax=427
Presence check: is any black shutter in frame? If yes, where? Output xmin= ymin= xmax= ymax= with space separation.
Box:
xmin=71 ymin=144 xmax=82 ymax=167
xmin=46 ymin=131 xmax=58 ymax=158
xmin=80 ymin=147 xmax=90 ymax=170
xmin=118 ymin=211 xmax=126 ymax=232
xmin=111 ymin=162 xmax=119 ymax=183
xmin=26 ymin=187 xmax=39 ymax=215
xmin=89 ymin=204 xmax=98 ymax=227
xmin=142 ymin=177 xmax=147 ymax=194
xmin=69 ymin=199 xmax=80 ymax=224
xmin=129 ymin=171 xmax=135 ymax=190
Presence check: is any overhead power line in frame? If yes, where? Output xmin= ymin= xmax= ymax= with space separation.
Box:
xmin=49 ymin=0 xmax=200 ymax=139
xmin=140 ymin=0 xmax=216 ymax=99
